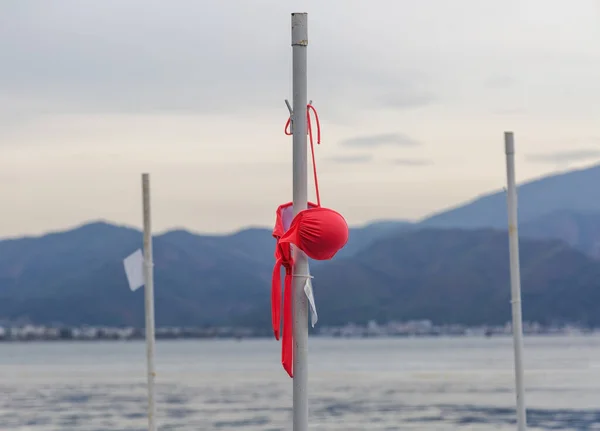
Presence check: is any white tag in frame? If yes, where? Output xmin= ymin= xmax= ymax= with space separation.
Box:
xmin=123 ymin=249 xmax=145 ymax=291
xmin=303 ymin=277 xmax=318 ymax=327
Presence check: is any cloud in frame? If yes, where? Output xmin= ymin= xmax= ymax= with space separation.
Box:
xmin=579 ymin=137 xmax=600 ymax=145
xmin=392 ymin=158 xmax=433 ymax=166
xmin=485 ymin=75 xmax=516 ymax=89
xmin=366 ymin=69 xmax=437 ymax=110
xmin=376 ymin=88 xmax=436 ymax=110
xmin=0 ymin=2 xmax=437 ymax=124
xmin=4 ymin=0 xmax=600 ymax=239
xmin=0 ymin=3 xmax=318 ymax=118
xmin=492 ymin=107 xmax=527 ymax=116
xmin=325 ymin=154 xmax=373 ymax=164
xmin=526 ymin=149 xmax=600 ymax=164
xmin=340 ymin=133 xmax=422 ymax=148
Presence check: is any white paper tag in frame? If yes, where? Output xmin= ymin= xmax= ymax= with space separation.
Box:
xmin=303 ymin=277 xmax=318 ymax=327
xmin=123 ymin=249 xmax=145 ymax=291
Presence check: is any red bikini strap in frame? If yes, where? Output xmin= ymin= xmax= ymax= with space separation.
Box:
xmin=284 ymin=104 xmax=322 ymax=207
xmin=282 ymin=270 xmax=293 ymax=377
xmin=271 ymin=237 xmax=294 ymax=340
xmin=271 ymin=257 xmax=282 ymax=340
xmin=272 ymin=242 xmax=294 ymax=377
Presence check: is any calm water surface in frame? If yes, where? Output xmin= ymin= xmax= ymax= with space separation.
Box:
xmin=0 ymin=336 xmax=598 ymax=430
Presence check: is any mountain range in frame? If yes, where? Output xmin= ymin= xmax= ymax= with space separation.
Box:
xmin=2 ymin=164 xmax=600 ymax=328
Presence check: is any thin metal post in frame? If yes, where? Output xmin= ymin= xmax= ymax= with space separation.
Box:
xmin=504 ymin=132 xmax=527 ymax=431
xmin=142 ymin=173 xmax=157 ymax=431
xmin=291 ymin=12 xmax=309 ymax=431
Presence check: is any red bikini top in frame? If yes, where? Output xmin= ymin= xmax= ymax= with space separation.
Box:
xmin=271 ymin=105 xmax=349 ymax=377
xmin=271 ymin=202 xmax=349 ymax=378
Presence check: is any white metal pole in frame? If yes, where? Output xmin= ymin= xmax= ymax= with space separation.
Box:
xmin=142 ymin=173 xmax=157 ymax=431
xmin=291 ymin=12 xmax=309 ymax=431
xmin=504 ymin=132 xmax=527 ymax=431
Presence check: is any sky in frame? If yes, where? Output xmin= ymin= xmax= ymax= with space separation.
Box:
xmin=2 ymin=0 xmax=600 ymax=237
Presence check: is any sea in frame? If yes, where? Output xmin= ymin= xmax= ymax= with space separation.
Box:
xmin=0 ymin=335 xmax=598 ymax=431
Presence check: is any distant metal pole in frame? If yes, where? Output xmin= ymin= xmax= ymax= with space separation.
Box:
xmin=504 ymin=132 xmax=527 ymax=431
xmin=291 ymin=12 xmax=309 ymax=431
xmin=142 ymin=173 xmax=157 ymax=431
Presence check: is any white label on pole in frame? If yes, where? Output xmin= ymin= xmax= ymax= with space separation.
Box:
xmin=304 ymin=277 xmax=318 ymax=327
xmin=123 ymin=249 xmax=144 ymax=291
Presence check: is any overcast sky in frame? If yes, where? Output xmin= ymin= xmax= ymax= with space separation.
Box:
xmin=2 ymin=0 xmax=600 ymax=237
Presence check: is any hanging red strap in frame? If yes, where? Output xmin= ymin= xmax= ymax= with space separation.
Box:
xmin=282 ymin=268 xmax=293 ymax=376
xmin=271 ymin=243 xmax=294 ymax=377
xmin=271 ymin=201 xmax=319 ymax=378
xmin=284 ymin=104 xmax=322 ymax=207
xmin=271 ymin=242 xmax=293 ymax=340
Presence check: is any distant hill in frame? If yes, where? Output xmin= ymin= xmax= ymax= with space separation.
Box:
xmin=414 ymin=163 xmax=600 ymax=259
xmin=2 ymin=163 xmax=600 ymax=327
xmin=332 ymin=220 xmax=413 ymax=259
xmin=520 ymin=210 xmax=600 ymax=259
xmin=0 ymin=221 xmax=599 ymax=328
xmin=420 ymin=164 xmax=600 ymax=229
xmin=0 ymin=221 xmax=277 ymax=327
xmin=308 ymin=228 xmax=600 ymax=327
xmin=0 ymin=219 xmax=411 ymax=327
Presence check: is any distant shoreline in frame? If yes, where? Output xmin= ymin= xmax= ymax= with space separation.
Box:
xmin=0 ymin=322 xmax=596 ymax=343
xmin=0 ymin=333 xmax=598 ymax=344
